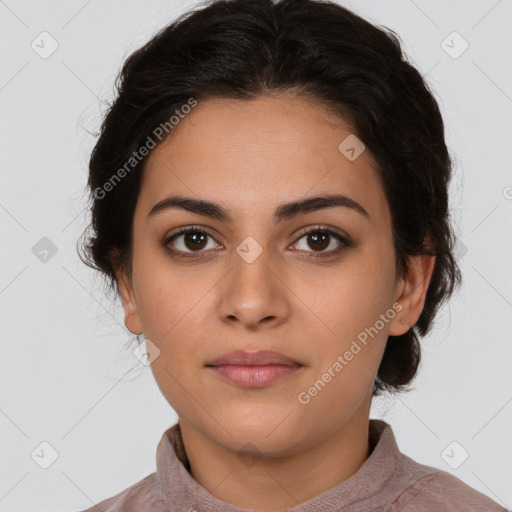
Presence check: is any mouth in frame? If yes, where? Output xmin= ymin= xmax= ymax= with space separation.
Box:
xmin=205 ymin=350 xmax=304 ymax=388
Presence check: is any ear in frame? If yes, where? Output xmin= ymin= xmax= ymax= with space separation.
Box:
xmin=389 ymin=253 xmax=436 ymax=336
xmin=110 ymin=250 xmax=143 ymax=335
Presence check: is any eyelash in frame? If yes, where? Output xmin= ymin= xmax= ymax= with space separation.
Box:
xmin=163 ymin=224 xmax=352 ymax=260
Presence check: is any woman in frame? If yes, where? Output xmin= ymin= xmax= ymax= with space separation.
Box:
xmin=77 ymin=0 xmax=506 ymax=510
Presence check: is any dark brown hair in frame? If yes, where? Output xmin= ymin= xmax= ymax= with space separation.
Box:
xmin=78 ymin=0 xmax=462 ymax=396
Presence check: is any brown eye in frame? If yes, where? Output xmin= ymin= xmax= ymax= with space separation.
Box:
xmin=305 ymin=232 xmax=330 ymax=251
xmin=165 ymin=227 xmax=221 ymax=258
xmin=292 ymin=227 xmax=350 ymax=257
xmin=164 ymin=225 xmax=351 ymax=261
xmin=181 ymin=232 xmax=209 ymax=251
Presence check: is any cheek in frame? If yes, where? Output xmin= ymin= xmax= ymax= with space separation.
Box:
xmin=134 ymin=271 xmax=219 ymax=413
xmin=295 ymin=303 xmax=389 ymax=424
xmin=300 ymin=254 xmax=394 ymax=396
xmin=308 ymin=261 xmax=395 ymax=345
xmin=134 ymin=252 xmax=214 ymax=339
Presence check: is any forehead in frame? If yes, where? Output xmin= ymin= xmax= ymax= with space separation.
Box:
xmin=139 ymin=94 xmax=390 ymax=226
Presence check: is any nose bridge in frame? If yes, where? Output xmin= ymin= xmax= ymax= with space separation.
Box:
xmin=218 ymin=238 xmax=290 ymax=328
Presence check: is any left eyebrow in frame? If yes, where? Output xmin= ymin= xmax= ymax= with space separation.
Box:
xmin=148 ymin=193 xmax=370 ymax=223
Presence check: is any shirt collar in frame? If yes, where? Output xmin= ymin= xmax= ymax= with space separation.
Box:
xmin=155 ymin=419 xmax=400 ymax=511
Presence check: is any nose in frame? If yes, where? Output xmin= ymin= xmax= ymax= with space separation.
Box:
xmin=217 ymin=245 xmax=291 ymax=330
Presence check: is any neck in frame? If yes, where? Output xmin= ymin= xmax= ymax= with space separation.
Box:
xmin=179 ymin=406 xmax=372 ymax=511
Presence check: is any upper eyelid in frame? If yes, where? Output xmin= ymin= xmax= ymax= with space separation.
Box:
xmin=167 ymin=225 xmax=221 ymax=243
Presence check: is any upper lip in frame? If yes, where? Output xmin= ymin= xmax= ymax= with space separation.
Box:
xmin=206 ymin=350 xmax=302 ymax=367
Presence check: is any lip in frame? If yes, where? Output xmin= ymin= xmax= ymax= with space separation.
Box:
xmin=206 ymin=349 xmax=301 ymax=367
xmin=206 ymin=350 xmax=303 ymax=388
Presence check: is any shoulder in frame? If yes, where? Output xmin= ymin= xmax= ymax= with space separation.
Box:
xmin=392 ymin=454 xmax=508 ymax=512
xmin=75 ymin=473 xmax=165 ymax=512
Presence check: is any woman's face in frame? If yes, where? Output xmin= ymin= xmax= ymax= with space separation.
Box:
xmin=116 ymin=94 xmax=414 ymax=455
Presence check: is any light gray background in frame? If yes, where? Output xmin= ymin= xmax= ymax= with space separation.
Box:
xmin=1 ymin=1 xmax=511 ymax=511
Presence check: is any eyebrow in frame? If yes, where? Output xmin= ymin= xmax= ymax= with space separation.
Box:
xmin=148 ymin=194 xmax=370 ymax=223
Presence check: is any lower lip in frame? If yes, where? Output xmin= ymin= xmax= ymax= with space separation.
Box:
xmin=208 ymin=364 xmax=301 ymax=388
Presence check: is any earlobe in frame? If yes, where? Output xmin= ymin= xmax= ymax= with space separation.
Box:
xmin=390 ymin=254 xmax=436 ymax=336
xmin=112 ymin=256 xmax=144 ymax=335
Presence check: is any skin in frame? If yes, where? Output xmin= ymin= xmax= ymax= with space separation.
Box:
xmin=113 ymin=92 xmax=435 ymax=511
